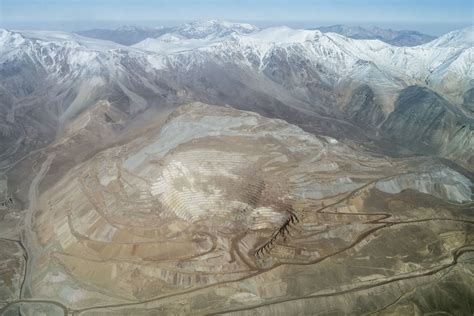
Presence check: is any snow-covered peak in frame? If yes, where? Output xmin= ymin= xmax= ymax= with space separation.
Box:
xmin=0 ymin=28 xmax=146 ymax=79
xmin=246 ymin=27 xmax=323 ymax=44
xmin=13 ymin=30 xmax=128 ymax=51
xmin=0 ymin=28 xmax=10 ymax=38
xmin=134 ymin=35 xmax=221 ymax=54
xmin=173 ymin=20 xmax=259 ymax=39
xmin=424 ymin=26 xmax=474 ymax=49
xmin=158 ymin=33 xmax=185 ymax=42
xmin=133 ymin=20 xmax=260 ymax=53
xmin=233 ymin=26 xmax=390 ymax=54
xmin=134 ymin=26 xmax=323 ymax=55
xmin=0 ymin=29 xmax=26 ymax=47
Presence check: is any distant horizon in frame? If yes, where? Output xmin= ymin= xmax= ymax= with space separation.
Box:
xmin=0 ymin=20 xmax=472 ymax=36
xmin=1 ymin=0 xmax=472 ymax=36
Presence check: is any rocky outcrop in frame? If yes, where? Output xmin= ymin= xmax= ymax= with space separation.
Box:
xmin=381 ymin=86 xmax=474 ymax=169
xmin=463 ymin=88 xmax=474 ymax=112
xmin=345 ymin=85 xmax=386 ymax=127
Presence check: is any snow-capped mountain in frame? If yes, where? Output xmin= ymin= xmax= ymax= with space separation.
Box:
xmin=424 ymin=26 xmax=474 ymax=48
xmin=133 ymin=25 xmax=472 ymax=104
xmin=76 ymin=20 xmax=259 ymax=45
xmin=0 ymin=28 xmax=157 ymax=140
xmin=172 ymin=20 xmax=259 ymax=39
xmin=0 ymin=22 xmax=472 ymax=169
xmin=313 ymin=24 xmax=435 ymax=46
xmin=2 ymin=23 xmax=472 ymax=110
xmin=132 ymin=20 xmax=258 ymax=54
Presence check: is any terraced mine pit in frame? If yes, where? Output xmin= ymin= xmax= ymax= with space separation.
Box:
xmin=1 ymin=102 xmax=471 ymax=315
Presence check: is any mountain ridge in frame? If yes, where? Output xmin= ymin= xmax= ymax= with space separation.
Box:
xmin=0 ymin=22 xmax=472 ymax=170
xmin=312 ymin=24 xmax=436 ymax=46
xmin=75 ymin=20 xmax=259 ymax=45
xmin=74 ymin=20 xmax=440 ymax=47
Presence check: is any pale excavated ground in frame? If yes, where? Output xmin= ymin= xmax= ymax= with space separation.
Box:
xmin=0 ymin=102 xmax=473 ymax=315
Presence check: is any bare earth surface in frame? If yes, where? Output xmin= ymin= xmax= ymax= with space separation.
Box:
xmin=0 ymin=103 xmax=472 ymax=315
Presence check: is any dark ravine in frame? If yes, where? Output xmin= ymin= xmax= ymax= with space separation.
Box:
xmin=463 ymin=87 xmax=474 ymax=113
xmin=344 ymin=85 xmax=385 ymax=128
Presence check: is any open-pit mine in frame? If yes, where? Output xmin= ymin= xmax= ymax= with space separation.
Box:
xmin=0 ymin=20 xmax=473 ymax=315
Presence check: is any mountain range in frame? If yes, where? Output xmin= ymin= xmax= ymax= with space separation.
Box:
xmin=76 ymin=21 xmax=437 ymax=47
xmin=312 ymin=24 xmax=436 ymax=46
xmin=75 ymin=20 xmax=259 ymax=45
xmin=1 ymin=21 xmax=472 ymax=170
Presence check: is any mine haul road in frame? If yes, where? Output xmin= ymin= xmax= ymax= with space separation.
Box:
xmin=1 ymin=166 xmax=472 ymax=315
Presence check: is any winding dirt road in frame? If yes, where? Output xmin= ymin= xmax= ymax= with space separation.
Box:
xmin=1 ymin=168 xmax=472 ymax=315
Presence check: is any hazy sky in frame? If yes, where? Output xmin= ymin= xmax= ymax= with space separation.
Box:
xmin=0 ymin=0 xmax=472 ymax=35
